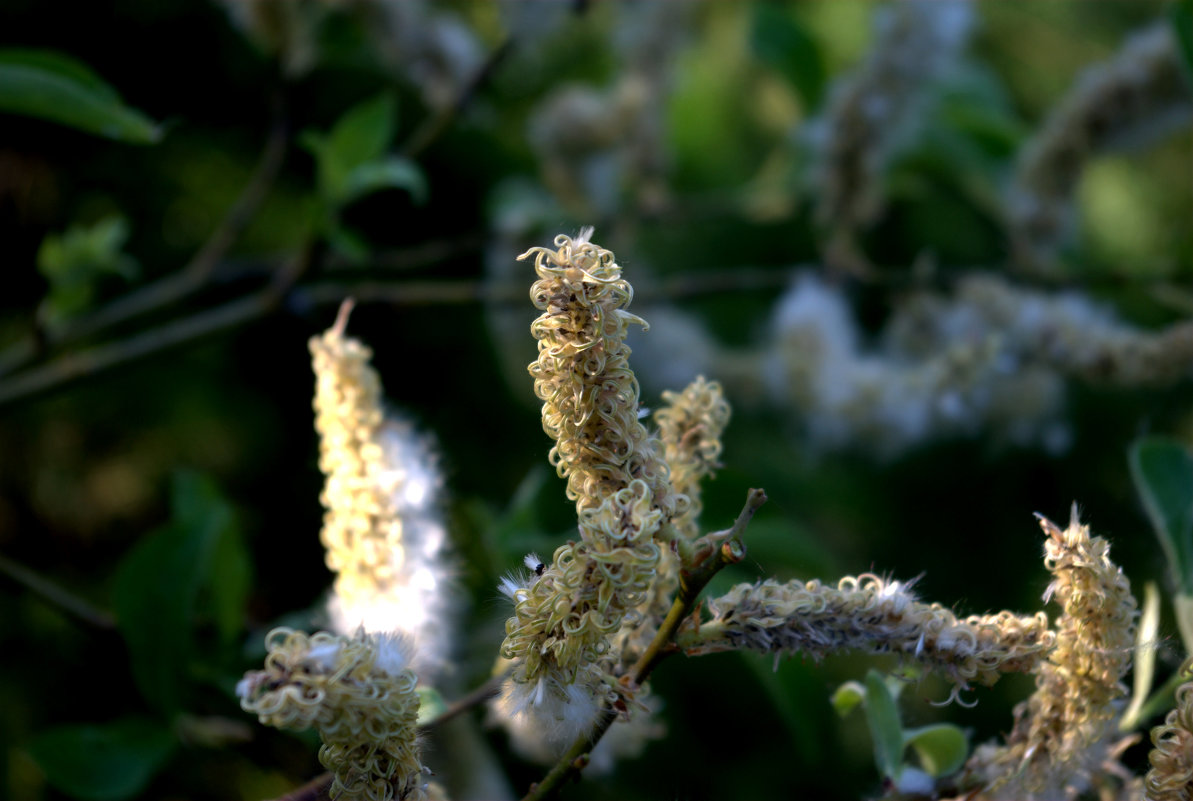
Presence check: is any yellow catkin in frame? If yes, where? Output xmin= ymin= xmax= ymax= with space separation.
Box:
xmin=683 ymin=574 xmax=1053 ymax=693
xmin=238 ymin=628 xmax=426 ymax=801
xmin=964 ymin=506 xmax=1138 ymax=800
xmin=309 ymin=307 xmax=449 ymax=671
xmin=310 ymin=312 xmax=396 ymax=614
xmin=613 ymin=376 xmax=731 ymax=665
xmin=496 ymin=229 xmax=682 ymax=739
xmin=1145 ymin=656 xmax=1193 ymax=801
xmin=653 ymin=376 xmax=731 ymax=540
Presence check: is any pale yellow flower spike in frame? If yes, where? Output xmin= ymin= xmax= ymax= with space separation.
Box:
xmin=496 ymin=229 xmax=682 ymax=746
xmin=964 ymin=504 xmax=1138 ymax=800
xmin=238 ymin=628 xmax=427 ymax=801
xmin=309 ymin=301 xmax=450 ymax=674
xmin=310 ymin=302 xmax=395 ymax=614
xmin=1144 ymin=656 xmax=1193 ymax=801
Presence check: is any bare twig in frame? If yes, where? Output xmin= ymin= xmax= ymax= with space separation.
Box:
xmin=401 ymin=36 xmax=514 ymax=159
xmin=0 ymin=552 xmax=117 ymax=630
xmin=420 ymin=672 xmax=507 ymax=733
xmin=270 ymin=773 xmax=332 ymax=801
xmin=0 ymin=246 xmax=314 ymax=408
xmin=521 ymin=489 xmax=766 ymax=801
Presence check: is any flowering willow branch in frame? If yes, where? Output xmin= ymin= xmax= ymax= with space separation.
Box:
xmin=495 ymin=229 xmax=683 ymax=752
xmin=521 ymin=488 xmax=764 ymax=801
xmin=963 ymin=505 xmax=1138 ymax=800
xmin=675 ymin=575 xmax=1052 ymax=697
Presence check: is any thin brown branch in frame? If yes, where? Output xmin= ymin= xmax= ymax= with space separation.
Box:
xmin=268 ymin=773 xmax=331 ymax=801
xmin=0 ymin=100 xmax=289 ymax=378
xmin=0 ymin=246 xmax=314 ymax=408
xmin=400 ymin=36 xmax=514 ymax=159
xmin=0 ymin=552 xmax=117 ymax=630
xmin=420 ymin=672 xmax=508 ymax=733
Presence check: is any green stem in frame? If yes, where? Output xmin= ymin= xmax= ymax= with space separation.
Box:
xmin=521 ymin=488 xmax=766 ymax=801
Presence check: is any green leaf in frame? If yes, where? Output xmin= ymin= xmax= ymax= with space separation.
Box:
xmin=306 ymin=93 xmax=398 ymax=203
xmin=207 ymin=514 xmax=252 ymax=652
xmin=903 ymin=723 xmax=967 ymax=777
xmin=329 ymin=93 xmax=395 ymax=168
xmin=27 ymin=718 xmax=175 ymax=801
xmin=112 ymin=471 xmax=237 ymax=715
xmin=1129 ymin=437 xmax=1193 ymax=593
xmin=37 ymin=215 xmax=138 ymax=327
xmin=1121 ymin=580 xmax=1162 ymax=730
xmin=416 ymin=686 xmax=448 ymax=726
xmin=0 ymin=49 xmax=161 ymax=143
xmin=1171 ymin=0 xmax=1193 ymax=83
xmin=750 ymin=3 xmax=825 ymax=110
xmin=0 ymin=49 xmax=119 ymax=100
xmin=830 ymin=680 xmax=866 ymax=718
xmin=340 ymin=157 xmax=427 ymax=207
xmin=863 ymin=669 xmax=905 ymax=782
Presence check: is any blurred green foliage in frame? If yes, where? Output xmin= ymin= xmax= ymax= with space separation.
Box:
xmin=0 ymin=1 xmax=1189 ymax=800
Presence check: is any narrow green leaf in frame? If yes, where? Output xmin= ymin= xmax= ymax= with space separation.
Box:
xmin=831 ymin=680 xmax=866 ymax=718
xmin=112 ymin=471 xmax=236 ymax=714
xmin=28 ymin=718 xmax=175 ymax=801
xmin=0 ymin=51 xmax=161 ymax=143
xmin=340 ymin=157 xmax=427 ymax=206
xmin=1129 ymin=437 xmax=1193 ymax=593
xmin=903 ymin=723 xmax=967 ymax=777
xmin=0 ymin=49 xmax=118 ymax=101
xmin=750 ymin=3 xmax=825 ymax=110
xmin=1121 ymin=580 xmax=1162 ymax=730
xmin=864 ymin=669 xmax=906 ymax=782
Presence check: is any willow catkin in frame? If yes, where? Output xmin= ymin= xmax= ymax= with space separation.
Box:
xmin=309 ymin=307 xmax=450 ymax=675
xmin=494 ymin=229 xmax=682 ymax=749
xmin=1145 ymin=656 xmax=1193 ymax=801
xmin=684 ymin=574 xmax=1053 ymax=693
xmin=238 ymin=628 xmax=426 ymax=801
xmin=963 ymin=506 xmax=1138 ymax=800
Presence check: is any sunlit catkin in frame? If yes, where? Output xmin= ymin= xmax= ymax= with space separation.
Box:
xmin=682 ymin=574 xmax=1052 ymax=695
xmin=495 ymin=229 xmax=681 ymax=748
xmin=964 ymin=505 xmax=1138 ymax=800
xmin=310 ymin=302 xmax=450 ymax=675
xmin=1144 ymin=656 xmax=1193 ymax=801
xmin=614 ymin=376 xmax=731 ymax=664
xmin=238 ymin=628 xmax=426 ymax=801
